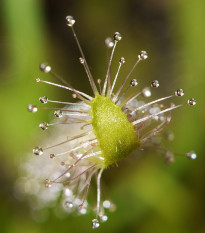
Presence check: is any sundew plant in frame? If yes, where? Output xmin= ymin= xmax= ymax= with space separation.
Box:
xmin=20 ymin=16 xmax=197 ymax=228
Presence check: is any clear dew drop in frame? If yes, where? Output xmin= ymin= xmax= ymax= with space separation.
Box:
xmin=28 ymin=104 xmax=38 ymax=113
xmin=113 ymin=32 xmax=122 ymax=42
xmin=79 ymin=57 xmax=85 ymax=64
xmin=65 ymin=201 xmax=73 ymax=208
xmin=100 ymin=215 xmax=108 ymax=222
xmin=64 ymin=188 xmax=72 ymax=197
xmin=92 ymin=219 xmax=100 ymax=229
xmin=39 ymin=96 xmax=48 ymax=104
xmin=72 ymin=93 xmax=77 ymax=99
xmin=54 ymin=110 xmax=63 ymax=118
xmin=79 ymin=208 xmax=87 ymax=215
xmin=138 ymin=50 xmax=148 ymax=60
xmin=151 ymin=80 xmax=159 ymax=88
xmin=35 ymin=78 xmax=40 ymax=82
xmin=103 ymin=200 xmax=111 ymax=209
xmin=142 ymin=87 xmax=151 ymax=97
xmin=105 ymin=37 xmax=114 ymax=48
xmin=39 ymin=63 xmax=51 ymax=73
xmin=39 ymin=122 xmax=48 ymax=130
xmin=45 ymin=179 xmax=52 ymax=188
xmin=188 ymin=98 xmax=196 ymax=106
xmin=65 ymin=172 xmax=71 ymax=178
xmin=33 ymin=146 xmax=43 ymax=156
xmin=187 ymin=151 xmax=197 ymax=160
xmin=65 ymin=15 xmax=75 ymax=27
xmin=50 ymin=153 xmax=55 ymax=159
xmin=130 ymin=79 xmax=138 ymax=87
xmin=175 ymin=89 xmax=184 ymax=97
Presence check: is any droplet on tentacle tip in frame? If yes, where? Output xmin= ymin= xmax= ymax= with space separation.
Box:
xmin=39 ymin=96 xmax=48 ymax=104
xmin=103 ymin=200 xmax=116 ymax=212
xmin=33 ymin=146 xmax=43 ymax=156
xmin=79 ymin=57 xmax=85 ymax=64
xmin=65 ymin=15 xmax=75 ymax=27
xmin=65 ymin=201 xmax=73 ymax=208
xmin=28 ymin=104 xmax=38 ymax=113
xmin=39 ymin=63 xmax=51 ymax=73
xmin=79 ymin=208 xmax=87 ymax=215
xmin=103 ymin=200 xmax=111 ymax=209
xmin=130 ymin=79 xmax=138 ymax=87
xmin=105 ymin=37 xmax=114 ymax=48
xmin=60 ymin=161 xmax=65 ymax=166
xmin=188 ymin=98 xmax=196 ymax=106
xmin=119 ymin=57 xmax=125 ymax=64
xmin=50 ymin=154 xmax=55 ymax=159
xmin=92 ymin=219 xmax=100 ymax=229
xmin=142 ymin=87 xmax=151 ymax=97
xmin=175 ymin=89 xmax=184 ymax=97
xmin=165 ymin=151 xmax=175 ymax=163
xmin=186 ymin=151 xmax=197 ymax=160
xmin=65 ymin=172 xmax=71 ymax=178
xmin=113 ymin=32 xmax=122 ymax=42
xmin=39 ymin=122 xmax=48 ymax=130
xmin=45 ymin=179 xmax=52 ymax=188
xmin=151 ymin=80 xmax=159 ymax=88
xmin=54 ymin=110 xmax=63 ymax=118
xmin=72 ymin=93 xmax=77 ymax=99
xmin=138 ymin=50 xmax=148 ymax=60
xmin=100 ymin=215 xmax=108 ymax=222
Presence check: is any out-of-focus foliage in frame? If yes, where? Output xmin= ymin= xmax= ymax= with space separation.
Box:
xmin=0 ymin=0 xmax=204 ymax=233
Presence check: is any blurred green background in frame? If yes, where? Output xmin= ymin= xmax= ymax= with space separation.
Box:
xmin=0 ymin=0 xmax=205 ymax=233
